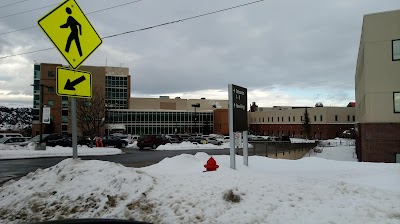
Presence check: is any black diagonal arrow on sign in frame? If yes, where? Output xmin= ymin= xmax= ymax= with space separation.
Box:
xmin=64 ymin=75 xmax=86 ymax=90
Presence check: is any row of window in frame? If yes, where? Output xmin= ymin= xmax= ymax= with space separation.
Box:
xmin=252 ymin=115 xmax=356 ymax=123
xmin=108 ymin=111 xmax=214 ymax=124
xmin=125 ymin=124 xmax=213 ymax=135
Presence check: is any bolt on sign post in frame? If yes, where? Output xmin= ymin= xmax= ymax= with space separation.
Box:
xmin=37 ymin=0 xmax=101 ymax=159
xmin=228 ymin=84 xmax=248 ymax=169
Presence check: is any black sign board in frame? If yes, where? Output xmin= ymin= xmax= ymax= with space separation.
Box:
xmin=231 ymin=84 xmax=248 ymax=131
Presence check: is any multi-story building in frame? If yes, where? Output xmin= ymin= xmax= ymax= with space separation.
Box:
xmin=32 ymin=63 xmax=130 ymax=136
xmin=249 ymin=105 xmax=355 ymax=139
xmin=355 ymin=10 xmax=400 ymax=163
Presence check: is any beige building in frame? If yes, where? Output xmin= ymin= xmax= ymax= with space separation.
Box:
xmin=355 ymin=10 xmax=400 ymax=162
xmin=249 ymin=106 xmax=355 ymax=139
xmin=129 ymin=97 xmax=228 ymax=111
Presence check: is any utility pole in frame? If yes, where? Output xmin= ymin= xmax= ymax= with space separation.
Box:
xmin=31 ymin=83 xmax=50 ymax=144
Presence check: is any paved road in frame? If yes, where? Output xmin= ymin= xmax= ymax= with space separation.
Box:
xmin=0 ymin=142 xmax=314 ymax=185
xmin=0 ymin=148 xmax=231 ymax=185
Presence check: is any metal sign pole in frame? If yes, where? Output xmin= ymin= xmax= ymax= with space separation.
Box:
xmin=243 ymin=130 xmax=248 ymax=166
xmin=229 ymin=84 xmax=235 ymax=169
xmin=71 ymin=97 xmax=78 ymax=159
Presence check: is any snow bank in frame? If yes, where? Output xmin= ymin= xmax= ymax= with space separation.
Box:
xmin=1 ymin=152 xmax=399 ymax=224
xmin=0 ymin=159 xmax=155 ymax=223
xmin=0 ymin=144 xmax=122 ymax=160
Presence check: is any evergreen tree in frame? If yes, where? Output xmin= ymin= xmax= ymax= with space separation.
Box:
xmin=302 ymin=108 xmax=311 ymax=139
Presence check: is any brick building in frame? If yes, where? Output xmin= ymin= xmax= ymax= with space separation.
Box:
xmin=32 ymin=63 xmax=130 ymax=136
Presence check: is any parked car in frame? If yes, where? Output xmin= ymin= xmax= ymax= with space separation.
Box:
xmin=178 ymin=134 xmax=190 ymax=141
xmin=0 ymin=133 xmax=23 ymax=139
xmin=188 ymin=136 xmax=207 ymax=144
xmin=0 ymin=137 xmax=30 ymax=145
xmin=222 ymin=136 xmax=230 ymax=143
xmin=102 ymin=136 xmax=128 ymax=148
xmin=164 ymin=135 xmax=182 ymax=144
xmin=137 ymin=135 xmax=170 ymax=149
xmin=24 ymin=134 xmax=63 ymax=146
xmin=46 ymin=135 xmax=72 ymax=147
xmin=205 ymin=136 xmax=223 ymax=145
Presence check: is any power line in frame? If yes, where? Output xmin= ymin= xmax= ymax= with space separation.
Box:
xmin=0 ymin=3 xmax=58 ymax=20
xmin=0 ymin=47 xmax=53 ymax=59
xmin=0 ymin=0 xmax=265 ymax=59
xmin=0 ymin=0 xmax=146 ymax=36
xmin=101 ymin=0 xmax=265 ymax=39
xmin=0 ymin=0 xmax=33 ymax=9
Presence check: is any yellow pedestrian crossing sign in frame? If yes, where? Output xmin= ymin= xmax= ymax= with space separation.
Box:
xmin=38 ymin=0 xmax=102 ymax=69
xmin=56 ymin=67 xmax=92 ymax=98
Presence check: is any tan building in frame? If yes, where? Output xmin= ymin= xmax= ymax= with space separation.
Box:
xmin=249 ymin=106 xmax=355 ymax=139
xmin=129 ymin=97 xmax=228 ymax=111
xmin=355 ymin=10 xmax=400 ymax=162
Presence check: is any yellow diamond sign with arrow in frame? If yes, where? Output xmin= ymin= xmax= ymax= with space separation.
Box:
xmin=56 ymin=67 xmax=92 ymax=98
xmin=38 ymin=0 xmax=102 ymax=69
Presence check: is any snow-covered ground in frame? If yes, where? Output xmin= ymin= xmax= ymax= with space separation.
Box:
xmin=0 ymin=143 xmax=122 ymax=160
xmin=0 ymin=142 xmax=399 ymax=224
xmin=305 ymin=138 xmax=357 ymax=161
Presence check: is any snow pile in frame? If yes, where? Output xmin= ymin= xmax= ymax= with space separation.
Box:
xmin=0 ymin=159 xmax=155 ymax=223
xmin=0 ymin=145 xmax=122 ymax=160
xmin=1 ymin=152 xmax=399 ymax=224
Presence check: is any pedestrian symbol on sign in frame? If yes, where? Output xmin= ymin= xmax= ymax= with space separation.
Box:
xmin=60 ymin=7 xmax=82 ymax=57
xmin=37 ymin=0 xmax=102 ymax=69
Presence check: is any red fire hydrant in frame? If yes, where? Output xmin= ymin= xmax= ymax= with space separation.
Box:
xmin=204 ymin=157 xmax=219 ymax=172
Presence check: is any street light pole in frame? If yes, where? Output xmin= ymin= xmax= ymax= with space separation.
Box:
xmin=191 ymin=103 xmax=200 ymax=134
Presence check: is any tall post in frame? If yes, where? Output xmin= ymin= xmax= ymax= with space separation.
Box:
xmin=39 ymin=84 xmax=44 ymax=143
xmin=243 ymin=130 xmax=248 ymax=166
xmin=71 ymin=98 xmax=78 ymax=159
xmin=229 ymin=84 xmax=235 ymax=169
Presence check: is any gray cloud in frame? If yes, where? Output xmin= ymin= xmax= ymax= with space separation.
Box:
xmin=0 ymin=0 xmax=399 ymax=107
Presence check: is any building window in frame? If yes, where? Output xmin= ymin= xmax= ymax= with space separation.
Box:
xmin=314 ymin=116 xmax=317 ymax=122
xmin=335 ymin=115 xmax=338 ymax=121
xmin=392 ymin=39 xmax=400 ymax=61
xmin=62 ymin=125 xmax=68 ymax=131
xmin=268 ymin=117 xmax=270 ymax=122
xmin=293 ymin=116 xmax=295 ymax=122
xmin=263 ymin=118 xmax=264 ymax=122
xmin=352 ymin=116 xmax=355 ymax=122
xmin=48 ymin=86 xmax=54 ymax=93
xmin=34 ymin=95 xmax=39 ymax=100
xmin=48 ymin=100 xmax=54 ymax=107
xmin=272 ymin=117 xmax=274 ymax=122
xmin=282 ymin=117 xmax=284 ymax=122
xmin=394 ymin=92 xmax=400 ymax=113
xmin=347 ymin=115 xmax=350 ymax=121
xmin=278 ymin=117 xmax=280 ymax=122
xmin=320 ymin=115 xmax=323 ymax=121
xmin=48 ymin=71 xmax=55 ymax=77
xmin=288 ymin=116 xmax=290 ymax=122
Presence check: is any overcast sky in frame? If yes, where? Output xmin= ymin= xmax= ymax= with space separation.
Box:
xmin=0 ymin=0 xmax=399 ymax=108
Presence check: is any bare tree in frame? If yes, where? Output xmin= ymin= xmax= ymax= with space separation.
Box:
xmin=76 ymin=87 xmax=106 ymax=138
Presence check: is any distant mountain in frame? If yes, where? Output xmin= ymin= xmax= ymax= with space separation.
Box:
xmin=0 ymin=106 xmax=32 ymax=131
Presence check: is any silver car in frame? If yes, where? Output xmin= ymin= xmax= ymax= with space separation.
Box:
xmin=0 ymin=137 xmax=30 ymax=146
